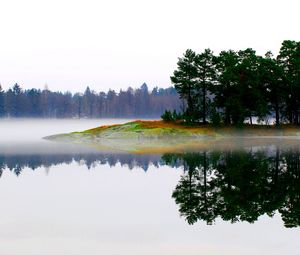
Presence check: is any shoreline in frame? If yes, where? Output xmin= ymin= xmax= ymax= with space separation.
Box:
xmin=43 ymin=120 xmax=300 ymax=153
xmin=45 ymin=120 xmax=300 ymax=140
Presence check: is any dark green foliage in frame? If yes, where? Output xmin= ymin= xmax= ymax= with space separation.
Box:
xmin=277 ymin=40 xmax=300 ymax=124
xmin=161 ymin=109 xmax=183 ymax=122
xmin=163 ymin=147 xmax=300 ymax=228
xmin=214 ymin=50 xmax=240 ymax=124
xmin=210 ymin=107 xmax=221 ymax=126
xmin=166 ymin=152 xmax=218 ymax=225
xmin=161 ymin=110 xmax=173 ymax=121
xmin=171 ymin=49 xmax=216 ymax=123
xmin=259 ymin=52 xmax=285 ymax=126
xmin=194 ymin=49 xmax=217 ymax=123
xmin=170 ymin=40 xmax=300 ymax=126
xmin=170 ymin=49 xmax=198 ymax=121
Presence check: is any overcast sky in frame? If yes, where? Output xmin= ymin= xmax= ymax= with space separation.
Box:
xmin=0 ymin=0 xmax=299 ymax=92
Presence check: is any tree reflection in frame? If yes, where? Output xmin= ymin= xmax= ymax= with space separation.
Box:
xmin=0 ymin=153 xmax=162 ymax=176
xmin=2 ymin=145 xmax=300 ymax=228
xmin=279 ymin=149 xmax=300 ymax=227
xmin=169 ymin=152 xmax=218 ymax=224
xmin=163 ymin=147 xmax=300 ymax=228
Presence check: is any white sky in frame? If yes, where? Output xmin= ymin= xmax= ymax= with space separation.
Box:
xmin=0 ymin=0 xmax=299 ymax=93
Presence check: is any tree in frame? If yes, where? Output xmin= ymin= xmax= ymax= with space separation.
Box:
xmin=194 ymin=49 xmax=217 ymax=123
xmin=236 ymin=48 xmax=266 ymax=124
xmin=26 ymin=89 xmax=42 ymax=117
xmin=166 ymin=148 xmax=300 ymax=227
xmin=73 ymin=92 xmax=83 ymax=118
xmin=0 ymin=84 xmax=180 ymax=119
xmin=214 ymin=49 xmax=266 ymax=125
xmin=170 ymin=49 xmax=198 ymax=121
xmin=169 ymin=152 xmax=218 ymax=225
xmin=12 ymin=83 xmax=23 ymax=117
xmin=277 ymin=40 xmax=300 ymax=124
xmin=259 ymin=52 xmax=285 ymax=126
xmin=214 ymin=50 xmax=240 ymax=124
xmin=0 ymin=85 xmax=5 ymax=117
xmin=41 ymin=86 xmax=50 ymax=117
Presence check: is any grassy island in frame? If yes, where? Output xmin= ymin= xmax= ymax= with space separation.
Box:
xmin=45 ymin=120 xmax=300 ymax=141
xmin=44 ymin=120 xmax=300 ymax=154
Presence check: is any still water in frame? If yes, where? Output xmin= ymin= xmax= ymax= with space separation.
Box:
xmin=0 ymin=119 xmax=300 ymax=255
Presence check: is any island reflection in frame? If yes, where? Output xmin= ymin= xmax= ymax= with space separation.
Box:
xmin=166 ymin=146 xmax=300 ymax=228
xmin=1 ymin=143 xmax=300 ymax=228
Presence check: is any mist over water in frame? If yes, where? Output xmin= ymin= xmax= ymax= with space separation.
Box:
xmin=1 ymin=119 xmax=300 ymax=255
xmin=0 ymin=118 xmax=132 ymax=142
xmin=0 ymin=118 xmax=133 ymax=154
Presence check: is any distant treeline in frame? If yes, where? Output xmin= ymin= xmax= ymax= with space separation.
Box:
xmin=170 ymin=40 xmax=300 ymax=125
xmin=0 ymin=83 xmax=181 ymax=118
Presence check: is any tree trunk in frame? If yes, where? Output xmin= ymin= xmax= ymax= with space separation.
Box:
xmin=187 ymin=85 xmax=194 ymax=118
xmin=296 ymin=105 xmax=299 ymax=125
xmin=202 ymin=84 xmax=206 ymax=124
xmin=78 ymin=98 xmax=82 ymax=118
xmin=224 ymin=107 xmax=231 ymax=125
xmin=275 ymin=94 xmax=280 ymax=126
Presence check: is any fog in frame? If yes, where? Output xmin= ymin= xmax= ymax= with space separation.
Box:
xmin=1 ymin=118 xmax=300 ymax=155
xmin=0 ymin=118 xmax=133 ymax=142
xmin=1 ymin=119 xmax=300 ymax=255
xmin=0 ymin=118 xmax=133 ymax=154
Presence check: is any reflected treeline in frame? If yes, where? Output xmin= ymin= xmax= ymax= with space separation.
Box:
xmin=3 ymin=145 xmax=300 ymax=228
xmin=0 ymin=153 xmax=163 ymax=176
xmin=162 ymin=147 xmax=300 ymax=228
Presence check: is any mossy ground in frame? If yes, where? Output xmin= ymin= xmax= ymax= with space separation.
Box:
xmin=44 ymin=120 xmax=300 ymax=153
xmin=80 ymin=120 xmax=215 ymax=137
xmin=77 ymin=120 xmax=300 ymax=137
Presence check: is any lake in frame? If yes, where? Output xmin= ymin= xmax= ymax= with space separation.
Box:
xmin=0 ymin=119 xmax=300 ymax=255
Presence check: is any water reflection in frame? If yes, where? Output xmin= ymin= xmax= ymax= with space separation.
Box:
xmin=2 ymin=144 xmax=300 ymax=228
xmin=165 ymin=147 xmax=300 ymax=228
xmin=0 ymin=153 xmax=163 ymax=176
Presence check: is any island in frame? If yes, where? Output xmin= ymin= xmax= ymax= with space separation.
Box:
xmin=45 ymin=40 xmax=300 ymax=153
xmin=44 ymin=120 xmax=300 ymax=153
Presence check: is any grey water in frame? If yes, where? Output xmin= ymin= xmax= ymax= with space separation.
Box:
xmin=0 ymin=119 xmax=300 ymax=255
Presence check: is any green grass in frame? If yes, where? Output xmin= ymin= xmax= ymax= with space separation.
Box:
xmin=45 ymin=120 xmax=300 ymax=143
xmin=42 ymin=120 xmax=300 ymax=154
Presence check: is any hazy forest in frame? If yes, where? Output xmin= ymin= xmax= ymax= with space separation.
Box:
xmin=1 ymin=40 xmax=299 ymax=124
xmin=0 ymin=83 xmax=181 ymax=118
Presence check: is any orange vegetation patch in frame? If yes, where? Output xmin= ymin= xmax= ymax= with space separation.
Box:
xmin=80 ymin=120 xmax=300 ymax=137
xmin=134 ymin=120 xmax=185 ymax=129
xmin=133 ymin=120 xmax=208 ymax=130
xmin=83 ymin=124 xmax=121 ymax=133
xmin=138 ymin=120 xmax=220 ymax=136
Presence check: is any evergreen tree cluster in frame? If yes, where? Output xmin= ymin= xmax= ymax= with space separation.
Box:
xmin=0 ymin=83 xmax=181 ymax=118
xmin=170 ymin=40 xmax=300 ymax=125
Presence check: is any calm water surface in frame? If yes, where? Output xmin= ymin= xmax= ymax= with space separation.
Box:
xmin=0 ymin=119 xmax=300 ymax=255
